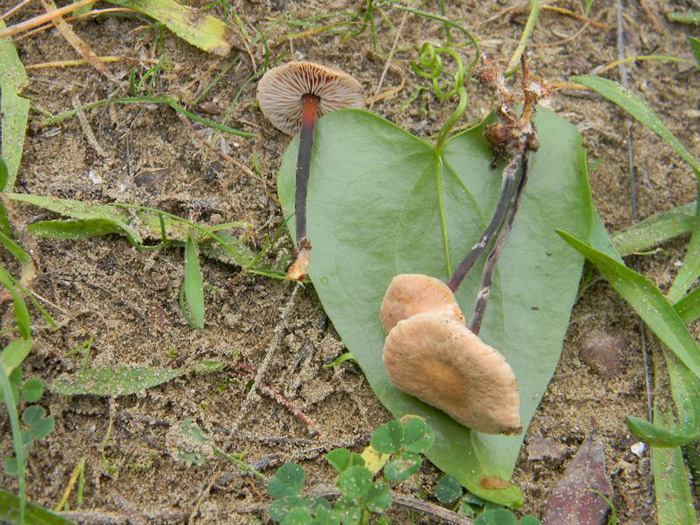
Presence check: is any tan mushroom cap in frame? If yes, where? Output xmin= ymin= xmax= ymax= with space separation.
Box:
xmin=380 ymin=274 xmax=465 ymax=333
xmin=256 ymin=61 xmax=364 ymax=135
xmin=383 ymin=312 xmax=522 ymax=435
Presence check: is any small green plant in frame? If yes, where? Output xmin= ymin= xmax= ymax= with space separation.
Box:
xmin=268 ymin=416 xmax=434 ymax=524
xmin=561 ymin=76 xmax=700 ymax=523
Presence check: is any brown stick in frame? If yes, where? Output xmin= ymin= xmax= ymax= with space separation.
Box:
xmin=469 ymin=153 xmax=531 ymax=334
xmin=314 ymin=488 xmax=473 ymax=525
xmin=0 ymin=0 xmax=96 ymax=39
xmin=40 ymin=0 xmax=116 ymax=81
xmin=230 ymin=283 xmax=301 ymax=435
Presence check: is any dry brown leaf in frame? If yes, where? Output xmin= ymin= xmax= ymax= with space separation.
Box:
xmin=542 ymin=431 xmax=613 ymax=525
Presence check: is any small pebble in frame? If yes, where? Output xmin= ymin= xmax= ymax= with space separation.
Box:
xmin=631 ymin=441 xmax=646 ymax=458
xmin=580 ymin=330 xmax=628 ymax=379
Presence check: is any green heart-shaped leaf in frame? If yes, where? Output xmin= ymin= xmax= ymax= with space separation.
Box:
xmin=278 ymin=108 xmax=592 ymax=506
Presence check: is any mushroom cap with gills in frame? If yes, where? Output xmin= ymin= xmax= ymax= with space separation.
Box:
xmin=380 ymin=274 xmax=465 ymax=333
xmin=256 ymin=61 xmax=364 ymax=135
xmin=383 ymin=312 xmax=522 ymax=435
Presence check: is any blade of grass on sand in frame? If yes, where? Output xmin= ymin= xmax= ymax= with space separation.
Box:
xmin=690 ymin=37 xmax=700 ymax=65
xmin=51 ymin=360 xmax=220 ymax=396
xmin=40 ymin=0 xmax=116 ymax=81
xmin=107 ymin=0 xmax=234 ymax=56
xmin=667 ymin=12 xmax=700 ymax=25
xmin=51 ymin=365 xmax=185 ymax=396
xmin=28 ymin=219 xmax=125 ymax=240
xmin=0 ymin=339 xmax=33 ymax=377
xmin=669 ymin=182 xmax=700 ymax=302
xmin=0 ymin=21 xmax=30 ymax=190
xmin=181 ymin=227 xmax=205 ymax=329
xmin=557 ymin=231 xmax=700 ymax=381
xmin=0 ymin=365 xmax=26 ymax=524
xmin=571 ymin=76 xmax=700 ymax=306
xmin=653 ymin=410 xmax=698 ymax=525
xmin=0 ymin=490 xmax=76 ymax=525
xmin=0 ymin=160 xmax=11 ymax=235
xmin=627 ymin=352 xmax=700 ymax=447
xmin=675 ymin=286 xmax=700 ymax=324
xmin=611 ymin=201 xmax=696 ymax=256
xmin=506 ymin=0 xmax=539 ymax=72
xmin=0 ymin=266 xmax=31 ymax=340
xmin=9 ymin=193 xmax=256 ymax=267
xmin=571 ymin=76 xmax=700 ymax=174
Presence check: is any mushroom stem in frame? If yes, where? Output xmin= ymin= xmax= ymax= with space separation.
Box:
xmin=294 ymin=93 xmax=320 ymax=245
xmin=468 ymin=152 xmax=531 ymax=334
xmin=287 ymin=94 xmax=320 ymax=281
xmin=446 ymin=161 xmax=518 ymax=293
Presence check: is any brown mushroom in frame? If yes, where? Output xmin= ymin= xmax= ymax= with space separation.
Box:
xmin=383 ymin=312 xmax=522 ymax=435
xmin=257 ymin=62 xmax=364 ymax=281
xmin=380 ymin=274 xmax=464 ymax=333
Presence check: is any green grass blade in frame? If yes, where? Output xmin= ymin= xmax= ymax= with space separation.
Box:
xmin=668 ymin=11 xmax=700 ymax=24
xmin=557 ymin=231 xmax=700 ymax=380
xmin=40 ymin=96 xmax=255 ymax=138
xmin=653 ymin=410 xmax=698 ymax=525
xmin=506 ymin=0 xmax=540 ymax=72
xmin=571 ymin=76 xmax=700 ymax=175
xmin=626 ymin=346 xmax=700 ymax=448
xmin=627 ymin=415 xmax=699 ymax=447
xmin=611 ymin=201 xmax=696 ymax=256
xmin=0 ymin=21 xmax=30 ymax=190
xmin=0 ymin=230 xmax=31 ymax=265
xmin=0 ymin=158 xmax=8 ymax=191
xmin=107 ymin=0 xmax=234 ymax=55
xmin=0 ymin=159 xmax=10 ymax=236
xmin=0 ymin=366 xmax=26 ymax=524
xmin=669 ymin=181 xmax=700 ymax=302
xmin=0 ymin=490 xmax=75 ymax=525
xmin=675 ymin=287 xmax=700 ymax=324
xmin=1 ymin=339 xmax=33 ymax=377
xmin=28 ymin=219 xmax=124 ymax=240
xmin=183 ymin=227 xmax=205 ymax=330
xmin=690 ymin=37 xmax=700 ymax=66
xmin=684 ymin=444 xmax=700 ymax=498
xmin=51 ymin=365 xmax=185 ymax=396
xmin=0 ymin=266 xmax=31 ymax=340
xmin=585 ymin=0 xmax=595 ymax=16
xmin=7 ymin=193 xmax=144 ymax=245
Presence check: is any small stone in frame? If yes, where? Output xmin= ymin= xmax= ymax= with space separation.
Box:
xmin=134 ymin=169 xmax=168 ymax=189
xmin=527 ymin=435 xmax=567 ymax=461
xmin=631 ymin=442 xmax=646 ymax=458
xmin=197 ymin=101 xmax=222 ymax=115
xmin=580 ymin=330 xmax=628 ymax=379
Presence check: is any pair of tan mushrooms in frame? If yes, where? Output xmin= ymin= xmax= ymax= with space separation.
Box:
xmin=256 ymin=61 xmax=522 ymax=436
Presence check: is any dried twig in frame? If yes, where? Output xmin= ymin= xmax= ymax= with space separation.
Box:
xmin=0 ymin=0 xmax=96 ymax=39
xmin=26 ymin=56 xmax=126 ymax=69
xmin=39 ymin=0 xmax=117 ymax=81
xmin=179 ymin=114 xmax=266 ymax=186
xmin=313 ymin=488 xmax=473 ymax=525
xmin=230 ymin=283 xmax=301 ymax=434
xmin=15 ymin=8 xmax=136 ymax=42
xmin=368 ymin=11 xmax=408 ymax=110
xmin=73 ymin=94 xmax=106 ymax=158
xmin=0 ymin=0 xmax=31 ymax=21
xmin=469 ymin=153 xmax=530 ymax=333
xmin=110 ymin=491 xmax=148 ymax=525
xmin=229 ymin=362 xmax=324 ymax=436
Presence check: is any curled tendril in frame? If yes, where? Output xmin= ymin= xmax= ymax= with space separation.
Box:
xmin=411 ymin=42 xmax=469 ymax=153
xmin=411 ymin=43 xmax=465 ymax=100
